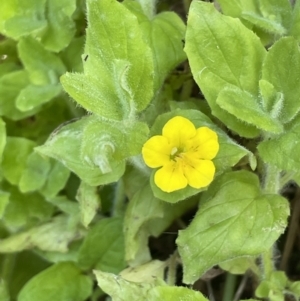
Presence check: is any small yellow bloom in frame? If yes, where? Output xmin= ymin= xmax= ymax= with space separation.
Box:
xmin=142 ymin=116 xmax=219 ymax=193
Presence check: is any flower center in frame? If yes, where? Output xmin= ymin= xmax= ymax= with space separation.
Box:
xmin=170 ymin=146 xmax=184 ymax=161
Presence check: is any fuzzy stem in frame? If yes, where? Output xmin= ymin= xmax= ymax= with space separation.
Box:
xmin=136 ymin=0 xmax=157 ymax=19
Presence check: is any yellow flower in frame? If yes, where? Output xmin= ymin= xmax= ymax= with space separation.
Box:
xmin=142 ymin=116 xmax=219 ymax=193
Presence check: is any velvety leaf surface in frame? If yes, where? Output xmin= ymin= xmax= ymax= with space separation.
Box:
xmin=185 ymin=1 xmax=266 ymax=137
xmin=177 ymin=171 xmax=289 ymax=283
xmin=18 ymin=262 xmax=93 ymax=301
xmin=258 ymin=118 xmax=300 ymax=171
xmin=216 ymin=86 xmax=283 ymax=134
xmin=61 ymin=0 xmax=154 ymax=119
xmin=35 ymin=117 xmax=126 ymax=186
xmin=81 ymin=118 xmax=149 ymax=165
xmin=261 ymin=37 xmax=300 ymax=123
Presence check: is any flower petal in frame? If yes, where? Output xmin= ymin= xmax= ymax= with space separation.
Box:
xmin=142 ymin=135 xmax=172 ymax=168
xmin=188 ymin=127 xmax=219 ymax=160
xmin=182 ymin=157 xmax=215 ymax=189
xmin=162 ymin=116 xmax=197 ymax=148
xmin=154 ymin=161 xmax=188 ymax=192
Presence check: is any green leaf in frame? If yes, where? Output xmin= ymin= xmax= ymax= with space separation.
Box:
xmin=290 ymin=281 xmax=300 ymax=296
xmin=76 ymin=181 xmax=100 ymax=228
xmin=81 ymin=118 xmax=149 ymax=168
xmin=241 ymin=11 xmax=287 ymax=36
xmin=94 ymin=270 xmax=157 ymax=301
xmin=2 ymin=137 xmax=36 ymax=185
xmin=289 ymin=0 xmax=300 ymax=41
xmin=40 ymin=161 xmax=70 ymax=198
xmin=19 ymin=152 xmax=51 ymax=193
xmin=16 ymin=84 xmax=62 ymax=112
xmin=124 ymin=2 xmax=186 ymax=91
xmin=147 ymin=109 xmax=255 ymax=203
xmin=78 ymin=218 xmax=126 ymax=274
xmin=124 ymin=183 xmax=197 ymax=265
xmin=35 ymin=117 xmax=126 ymax=186
xmin=219 ymin=256 xmax=258 ymax=275
xmin=40 ymin=0 xmax=76 ymax=52
xmin=258 ymin=118 xmax=300 ymax=171
xmin=185 ymin=1 xmax=266 ymax=137
xmin=18 ymin=262 xmax=93 ymax=301
xmin=259 ymin=79 xmax=284 ymax=119
xmin=60 ymin=37 xmax=85 ymax=73
xmin=7 ymin=251 xmax=50 ymax=300
xmin=177 ymin=170 xmax=289 ymax=284
xmin=2 ymin=184 xmax=54 ymax=231
xmin=0 ymin=0 xmax=47 ymax=38
xmin=45 ymin=196 xmax=79 ymax=216
xmin=148 ymin=286 xmax=209 ymax=301
xmin=262 ymin=37 xmax=300 ymax=123
xmin=0 ymin=70 xmax=39 ymax=120
xmin=216 ymin=86 xmax=283 ymax=133
xmin=0 ymin=216 xmax=83 ymax=253
xmin=18 ymin=37 xmax=66 ymax=86
xmin=61 ymin=0 xmax=154 ymax=119
xmin=217 ymin=0 xmax=292 ymax=35
xmin=120 ymin=260 xmax=166 ymax=283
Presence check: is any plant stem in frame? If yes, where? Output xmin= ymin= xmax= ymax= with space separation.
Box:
xmin=222 ymin=273 xmax=237 ymax=301
xmin=167 ymin=252 xmax=178 ymax=286
xmin=263 ymin=164 xmax=280 ymax=194
xmin=261 ymin=249 xmax=274 ymax=280
xmin=260 ymin=164 xmax=280 ymax=280
xmin=1 ymin=254 xmax=16 ymax=284
xmin=113 ymin=179 xmax=126 ymax=217
xmin=136 ymin=0 xmax=157 ymax=19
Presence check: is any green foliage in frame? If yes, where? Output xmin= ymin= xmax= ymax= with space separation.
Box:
xmin=0 ymin=0 xmax=298 ymax=300
xmin=18 ymin=262 xmax=93 ymax=301
xmin=177 ymin=170 xmax=289 ymax=283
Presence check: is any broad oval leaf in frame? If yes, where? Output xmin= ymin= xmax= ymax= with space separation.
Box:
xmin=61 ymin=0 xmax=154 ymax=119
xmin=18 ymin=262 xmax=92 ymax=301
xmin=185 ymin=1 xmax=266 ymax=137
xmin=177 ymin=170 xmax=289 ymax=283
